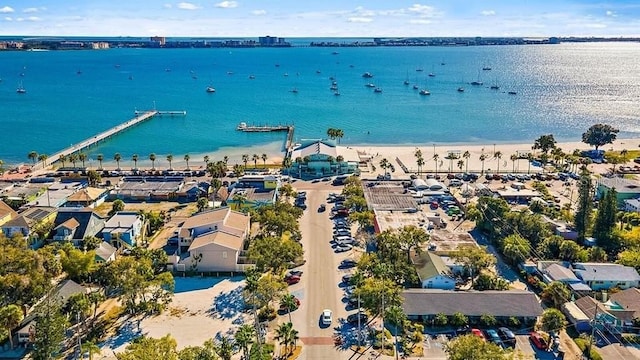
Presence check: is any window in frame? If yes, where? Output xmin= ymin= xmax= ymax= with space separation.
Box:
xmin=222 ymin=251 xmax=227 ymax=259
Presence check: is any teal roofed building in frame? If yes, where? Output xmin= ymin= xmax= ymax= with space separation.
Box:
xmin=288 ymin=139 xmax=359 ymax=179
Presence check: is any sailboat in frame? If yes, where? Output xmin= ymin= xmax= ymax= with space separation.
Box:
xmin=470 ymin=71 xmax=483 ymax=86
xmin=428 ymin=65 xmax=436 ymax=77
xmin=404 ymin=71 xmax=410 ymax=85
xmin=419 ymin=77 xmax=431 ymax=95
xmin=16 ymin=82 xmax=26 ymax=94
xmin=490 ymin=78 xmax=500 ymax=90
xmin=206 ymin=85 xmax=216 ymax=93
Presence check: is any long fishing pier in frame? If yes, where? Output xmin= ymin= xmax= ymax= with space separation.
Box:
xmin=32 ymin=109 xmax=186 ymax=171
xmin=236 ymin=122 xmax=296 ymax=150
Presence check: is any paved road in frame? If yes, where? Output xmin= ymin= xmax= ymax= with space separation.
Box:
xmin=286 ymin=183 xmax=359 ymax=359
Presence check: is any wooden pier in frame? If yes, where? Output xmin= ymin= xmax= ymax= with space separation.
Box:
xmin=236 ymin=122 xmax=296 ymax=151
xmin=32 ymin=109 xmax=185 ymax=171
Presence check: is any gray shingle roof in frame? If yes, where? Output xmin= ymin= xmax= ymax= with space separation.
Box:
xmin=402 ymin=289 xmax=543 ymax=318
xmin=411 ymin=251 xmax=452 ymax=282
xmin=52 ymin=208 xmax=105 ymax=240
xmin=544 ymin=263 xmax=579 ymax=282
xmin=573 ymin=263 xmax=640 ymax=282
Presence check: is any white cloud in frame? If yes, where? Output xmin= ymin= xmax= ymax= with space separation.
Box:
xmin=23 ymin=7 xmax=40 ymax=13
xmin=347 ymin=17 xmax=372 ymax=23
xmin=215 ymin=1 xmax=238 ymax=8
xmin=0 ymin=6 xmax=14 ymax=13
xmin=177 ymin=2 xmax=200 ymax=10
xmin=4 ymin=16 xmax=11 ymax=21
xmin=481 ymin=10 xmax=495 ymax=16
xmin=164 ymin=3 xmax=172 ymax=9
xmin=606 ymin=10 xmax=616 ymax=17
xmin=251 ymin=9 xmax=266 ymax=16
xmin=407 ymin=4 xmax=436 ymax=17
xmin=409 ymin=19 xmax=431 ymax=24
xmin=26 ymin=16 xmax=41 ymax=21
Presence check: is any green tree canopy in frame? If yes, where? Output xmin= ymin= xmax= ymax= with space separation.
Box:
xmin=540 ymin=308 xmax=567 ymax=332
xmin=533 ymin=134 xmax=557 ymax=155
xmin=445 ymin=334 xmax=506 ymax=360
xmin=582 ymin=124 xmax=619 ymax=150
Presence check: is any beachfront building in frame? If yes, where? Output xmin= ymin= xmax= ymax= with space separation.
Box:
xmin=288 ymin=139 xmax=359 ymax=179
xmin=402 ymin=289 xmax=543 ymax=325
xmin=64 ymin=187 xmax=109 ymax=208
xmin=596 ymin=177 xmax=640 ymax=205
xmin=51 ymin=208 xmax=105 ymax=246
xmin=102 ymin=211 xmax=143 ymax=248
xmin=170 ymin=207 xmax=253 ymax=273
xmin=411 ymin=252 xmax=456 ymax=290
xmin=111 ymin=176 xmax=184 ymax=201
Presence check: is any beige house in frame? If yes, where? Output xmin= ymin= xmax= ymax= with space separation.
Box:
xmin=171 ymin=207 xmax=253 ymax=273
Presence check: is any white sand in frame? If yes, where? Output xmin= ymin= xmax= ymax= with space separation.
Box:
xmin=100 ymin=277 xmax=249 ymax=357
xmin=353 ymin=138 xmax=640 ymax=175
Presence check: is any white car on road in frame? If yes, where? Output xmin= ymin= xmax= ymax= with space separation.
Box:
xmin=322 ymin=309 xmax=333 ymax=325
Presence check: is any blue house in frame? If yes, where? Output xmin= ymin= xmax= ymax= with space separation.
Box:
xmin=573 ymin=262 xmax=640 ymax=291
xmin=102 ymin=211 xmax=143 ymax=248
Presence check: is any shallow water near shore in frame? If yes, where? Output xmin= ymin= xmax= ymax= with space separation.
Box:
xmin=2 ymin=42 xmax=639 ymax=164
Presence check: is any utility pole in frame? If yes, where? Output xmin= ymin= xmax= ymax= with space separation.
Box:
xmin=357 ymin=293 xmax=362 ymax=349
xmin=381 ymin=292 xmax=385 ymax=354
xmin=588 ymin=304 xmax=599 ymax=358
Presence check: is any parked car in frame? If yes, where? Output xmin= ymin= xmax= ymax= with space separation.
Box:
xmin=497 ymin=327 xmax=516 ymax=346
xmin=321 ymin=309 xmax=333 ymax=325
xmin=471 ymin=328 xmax=486 ymax=341
xmin=346 ymin=312 xmax=369 ymax=324
xmin=287 ymin=270 xmax=303 ymax=277
xmin=285 ymin=275 xmax=301 ymax=285
xmin=334 ymin=230 xmax=351 ymax=237
xmin=342 ymin=273 xmax=354 ymax=283
xmin=529 ymin=331 xmax=548 ymax=350
xmin=318 ymin=204 xmax=326 ymax=212
xmin=335 ymin=244 xmax=353 ymax=253
xmin=335 ymin=239 xmax=356 ymax=246
xmin=484 ymin=329 xmax=503 ymax=345
xmin=340 ymin=259 xmax=357 ymax=268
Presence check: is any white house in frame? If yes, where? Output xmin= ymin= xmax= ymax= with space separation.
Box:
xmin=573 ymin=263 xmax=640 ymax=291
xmin=411 ymin=251 xmax=456 ymax=290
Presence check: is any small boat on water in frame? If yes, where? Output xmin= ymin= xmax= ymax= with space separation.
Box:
xmin=332 ymin=51 xmax=339 ymax=55
xmin=419 ymin=89 xmax=431 ymax=96
xmin=404 ymin=80 xmax=410 ymax=85
xmin=16 ymin=83 xmax=26 ymax=94
xmin=77 ymin=70 xmax=82 ymax=75
xmin=374 ymin=88 xmax=383 ymax=93
xmin=490 ymin=84 xmax=500 ymax=90
xmin=206 ymin=86 xmax=216 ymax=93
xmin=330 ymin=85 xmax=338 ymax=91
xmin=457 ymin=87 xmax=465 ymax=92
xmin=290 ymin=88 xmax=299 ymax=94
xmin=249 ymin=75 xmax=256 ymax=79
xmin=165 ymin=68 xmax=172 ymax=72
xmin=415 ymin=68 xmax=424 ymax=72
xmin=237 ymin=122 xmax=248 ymax=130
xmin=316 ymin=70 xmax=322 ymax=74
xmin=365 ymin=83 xmax=376 ymax=88
xmin=227 ymin=71 xmax=234 ymax=75
xmin=482 ymin=66 xmax=492 ymax=71
xmin=283 ymin=73 xmax=289 ymax=77
xmin=332 ymin=81 xmax=337 ymax=86
xmin=470 ymin=80 xmax=483 ymax=86
xmin=413 ymin=84 xmax=419 ymax=90
xmin=508 ymin=91 xmax=517 ymax=95
xmin=428 ymin=73 xmax=435 ymax=77
xmin=362 ymin=72 xmax=373 ymax=78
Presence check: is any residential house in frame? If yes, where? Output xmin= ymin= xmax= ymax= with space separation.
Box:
xmin=95 ymin=241 xmax=118 ymax=263
xmin=573 ymin=262 xmax=640 ymax=291
xmin=623 ymin=198 xmax=640 ymax=213
xmin=16 ymin=280 xmax=88 ymax=344
xmin=411 ymin=252 xmax=456 ymax=290
xmin=539 ymin=263 xmax=592 ymax=292
xmin=170 ymin=207 xmax=252 ymax=273
xmin=288 ymin=139 xmax=359 ymax=179
xmin=176 ymin=181 xmax=209 ymax=201
xmin=564 ymin=291 xmax=640 ymax=335
xmin=609 ymin=288 xmax=640 ymax=329
xmin=51 ymin=208 xmax=105 ymax=246
xmin=402 ymin=289 xmax=543 ymax=324
xmin=101 ymin=211 xmax=143 ymax=248
xmin=227 ymin=187 xmax=277 ymax=210
xmin=0 ymin=199 xmax=18 ymax=226
xmin=1 ymin=206 xmax=57 ymax=248
xmin=64 ymin=187 xmax=108 ymax=208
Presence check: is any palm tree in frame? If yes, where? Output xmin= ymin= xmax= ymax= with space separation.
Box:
xmin=279 ymin=294 xmax=298 ymax=324
xmin=28 ymin=151 xmax=38 ymax=164
xmin=204 ymin=155 xmax=210 ymax=166
xmin=78 ymin=153 xmax=87 ymax=168
xmin=479 ymin=153 xmax=488 ymax=175
xmin=416 ymin=156 xmax=425 ymax=175
xmin=327 ymin=128 xmax=336 ymax=140
xmin=184 ymin=154 xmax=190 ymax=169
xmin=223 ymin=155 xmax=229 ymax=166
xmin=96 ymin=154 xmax=104 ymax=170
xmin=252 ymin=154 xmax=259 ymax=169
xmin=457 ymin=160 xmax=464 ymax=172
xmin=282 ymin=157 xmax=293 ymax=175
xmin=275 ymin=322 xmax=299 ymax=356
xmin=242 ymin=154 xmax=249 ymax=169
xmin=432 ymin=153 xmax=439 ymax=175
xmin=0 ymin=304 xmax=24 ymax=349
xmin=385 ymin=306 xmax=406 ymax=360
xmin=132 ymin=154 xmax=139 ymax=169
xmin=233 ymin=192 xmax=248 ymax=210
xmin=494 ymin=151 xmax=503 ymax=174
xmin=463 ymin=150 xmax=471 ymax=173
xmin=37 ymin=154 xmax=48 ymax=166
xmin=379 ymin=158 xmax=390 ymax=174
xmin=335 ymin=129 xmax=344 ymax=144
xmin=527 ymin=153 xmax=533 ymax=174
xmin=149 ymin=153 xmax=157 ymax=170
xmin=59 ymin=154 xmax=67 ymax=168
xmin=113 ymin=153 xmax=122 ymax=170
xmin=69 ymin=153 xmax=78 ymax=168
xmin=213 ymin=336 xmax=235 ymax=360
xmin=261 ymin=153 xmax=268 ymax=167
xmin=166 ymin=154 xmax=173 ymax=170
xmin=234 ymin=325 xmax=255 ymax=360
xmin=510 ymin=154 xmax=518 ymax=173
xmin=81 ymin=340 xmax=100 ymax=360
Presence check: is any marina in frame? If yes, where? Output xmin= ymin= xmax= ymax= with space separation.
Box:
xmin=236 ymin=122 xmax=296 ymax=150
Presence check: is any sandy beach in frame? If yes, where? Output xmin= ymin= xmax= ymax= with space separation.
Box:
xmin=351 ymin=138 xmax=640 ymax=175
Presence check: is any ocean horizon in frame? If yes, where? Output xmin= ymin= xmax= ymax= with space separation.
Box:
xmin=2 ymin=41 xmax=639 ymax=166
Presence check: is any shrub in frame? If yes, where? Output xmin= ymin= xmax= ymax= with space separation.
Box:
xmin=434 ymin=313 xmax=448 ymax=326
xmin=574 ymin=338 xmax=603 ymax=360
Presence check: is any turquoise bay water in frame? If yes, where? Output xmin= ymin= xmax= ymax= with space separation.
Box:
xmin=1 ymin=42 xmax=640 ymax=165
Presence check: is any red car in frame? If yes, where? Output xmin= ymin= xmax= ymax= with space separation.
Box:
xmin=285 ymin=275 xmax=301 ymax=285
xmin=471 ymin=328 xmax=486 ymax=341
xmin=529 ymin=331 xmax=548 ymax=350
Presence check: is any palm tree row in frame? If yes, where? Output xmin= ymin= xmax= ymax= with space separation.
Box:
xmin=240 ymin=153 xmax=268 ymax=170
xmin=326 ymin=128 xmax=345 ymax=143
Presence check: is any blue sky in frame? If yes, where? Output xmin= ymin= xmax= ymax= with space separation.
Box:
xmin=1 ymin=1 xmax=639 ymax=37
